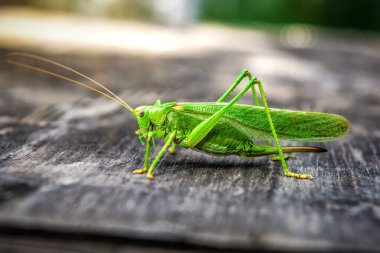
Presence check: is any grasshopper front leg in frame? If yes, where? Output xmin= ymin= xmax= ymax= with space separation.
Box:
xmin=133 ymin=132 xmax=153 ymax=174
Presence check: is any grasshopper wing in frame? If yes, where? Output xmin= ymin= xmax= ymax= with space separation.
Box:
xmin=171 ymin=103 xmax=349 ymax=142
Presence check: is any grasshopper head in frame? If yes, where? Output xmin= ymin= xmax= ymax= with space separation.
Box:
xmin=135 ymin=102 xmax=174 ymax=141
xmin=135 ymin=105 xmax=152 ymax=137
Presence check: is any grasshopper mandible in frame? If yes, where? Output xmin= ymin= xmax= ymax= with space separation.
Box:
xmin=7 ymin=53 xmax=349 ymax=180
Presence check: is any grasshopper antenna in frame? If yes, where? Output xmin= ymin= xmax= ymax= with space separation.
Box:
xmin=6 ymin=52 xmax=137 ymax=115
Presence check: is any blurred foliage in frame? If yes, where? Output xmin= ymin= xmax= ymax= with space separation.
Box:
xmin=0 ymin=0 xmax=154 ymax=20
xmin=1 ymin=0 xmax=379 ymax=32
xmin=200 ymin=0 xmax=380 ymax=32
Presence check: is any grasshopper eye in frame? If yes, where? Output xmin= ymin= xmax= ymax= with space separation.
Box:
xmin=139 ymin=111 xmax=145 ymax=117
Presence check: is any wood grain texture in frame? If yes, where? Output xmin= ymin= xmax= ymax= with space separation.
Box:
xmin=0 ymin=28 xmax=379 ymax=253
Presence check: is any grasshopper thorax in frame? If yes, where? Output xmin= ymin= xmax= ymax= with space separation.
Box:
xmin=135 ymin=100 xmax=176 ymax=136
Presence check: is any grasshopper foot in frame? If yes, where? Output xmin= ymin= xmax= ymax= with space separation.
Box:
xmin=285 ymin=171 xmax=314 ymax=180
xmin=133 ymin=168 xmax=148 ymax=174
xmin=146 ymin=173 xmax=154 ymax=180
xmin=169 ymin=144 xmax=176 ymax=155
xmin=270 ymin=154 xmax=294 ymax=161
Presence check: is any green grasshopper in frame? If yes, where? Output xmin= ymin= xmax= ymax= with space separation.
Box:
xmin=7 ymin=53 xmax=349 ymax=180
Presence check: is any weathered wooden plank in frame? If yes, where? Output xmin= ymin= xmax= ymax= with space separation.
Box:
xmin=0 ymin=27 xmax=379 ymax=253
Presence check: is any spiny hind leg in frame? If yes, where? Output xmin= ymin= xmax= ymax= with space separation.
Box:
xmin=187 ymin=69 xmax=261 ymax=148
xmin=217 ymin=69 xmax=260 ymax=106
xmin=255 ymin=79 xmax=313 ymax=180
xmin=187 ymin=77 xmax=257 ymax=148
xmin=219 ymin=71 xmax=297 ymax=162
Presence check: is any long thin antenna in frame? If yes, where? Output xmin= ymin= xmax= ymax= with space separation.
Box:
xmin=7 ymin=52 xmax=136 ymax=114
xmin=7 ymin=59 xmax=136 ymax=113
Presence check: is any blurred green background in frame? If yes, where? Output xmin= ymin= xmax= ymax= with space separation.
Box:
xmin=201 ymin=0 xmax=380 ymax=32
xmin=1 ymin=0 xmax=379 ymax=32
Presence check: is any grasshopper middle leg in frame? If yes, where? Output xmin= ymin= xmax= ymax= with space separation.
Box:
xmin=146 ymin=132 xmax=176 ymax=180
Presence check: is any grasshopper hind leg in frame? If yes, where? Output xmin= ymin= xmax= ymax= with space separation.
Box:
xmin=217 ymin=71 xmax=310 ymax=179
xmin=254 ymin=78 xmax=314 ymax=180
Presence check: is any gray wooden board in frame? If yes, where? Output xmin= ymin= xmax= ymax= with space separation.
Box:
xmin=0 ymin=32 xmax=379 ymax=252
